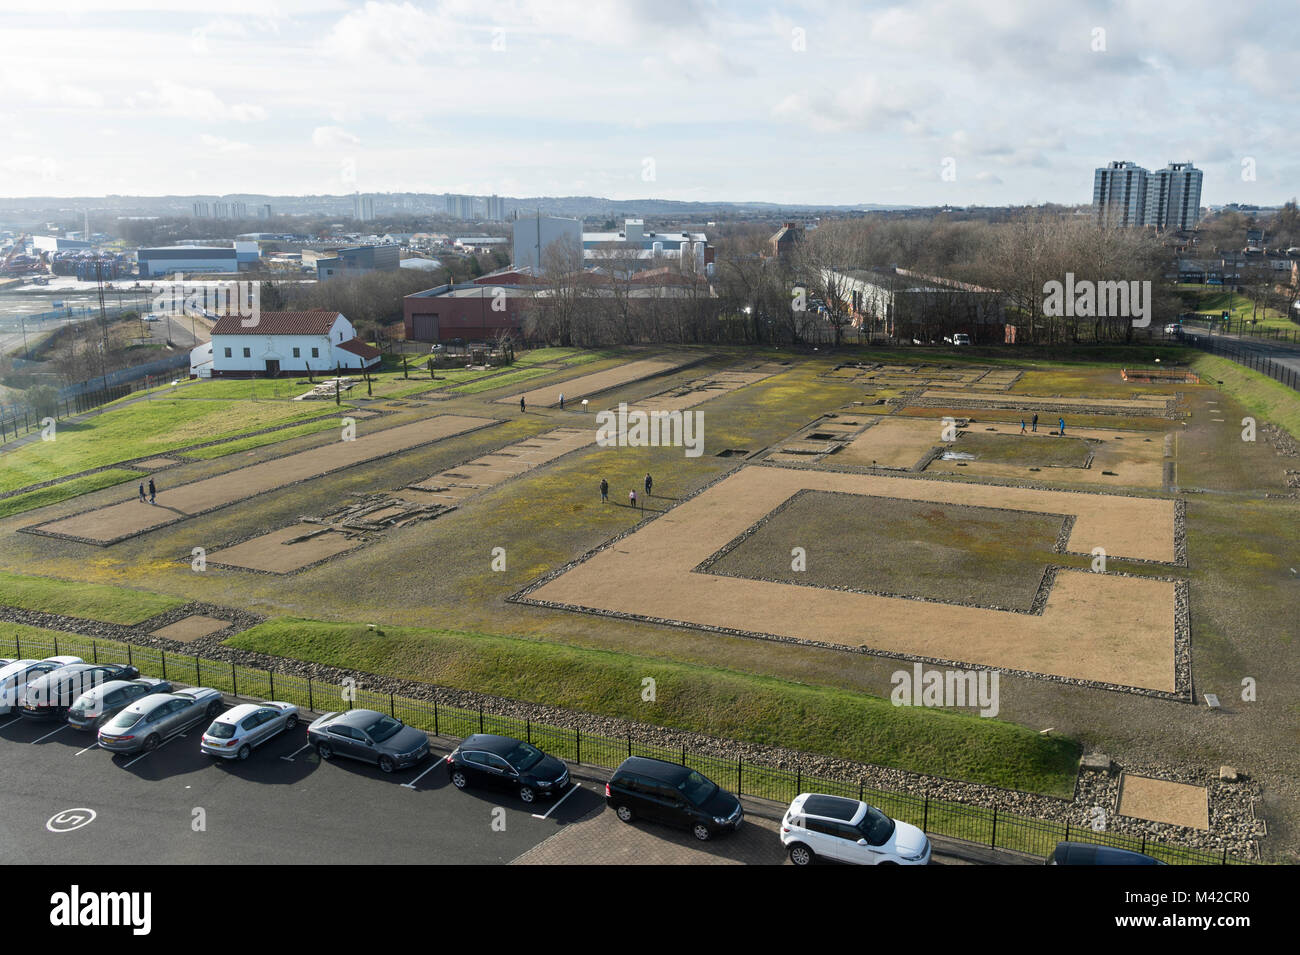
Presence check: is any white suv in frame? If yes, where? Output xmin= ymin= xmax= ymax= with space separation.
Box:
xmin=781 ymin=793 xmax=931 ymax=866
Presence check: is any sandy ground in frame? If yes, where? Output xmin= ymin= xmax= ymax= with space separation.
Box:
xmin=409 ymin=427 xmax=595 ymax=503
xmin=836 ymin=415 xmax=1167 ymax=487
xmin=149 ymin=615 xmax=231 ymax=643
xmin=207 ymin=523 xmax=364 ymax=574
xmin=838 ymin=416 xmax=944 ymax=468
xmin=496 ymin=356 xmax=694 ymax=407
xmin=528 ymin=466 xmax=1179 ymax=692
xmin=1118 ymin=774 xmax=1209 ymax=829
xmin=30 ymin=415 xmax=495 ymax=544
xmin=919 ymin=390 xmax=1172 ymax=413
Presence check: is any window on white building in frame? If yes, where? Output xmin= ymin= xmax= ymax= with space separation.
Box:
xmin=223 ymin=347 xmax=232 ymax=358
xmin=243 ymin=348 xmax=251 ymax=358
xmin=292 ymin=347 xmax=300 ymax=358
xmin=311 ymin=347 xmax=319 ymax=358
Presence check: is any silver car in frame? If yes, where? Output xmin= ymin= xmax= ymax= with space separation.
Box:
xmin=66 ymin=678 xmax=173 ymax=732
xmin=0 ymin=656 xmax=83 ymax=715
xmin=97 ymin=687 xmax=225 ymax=754
xmin=201 ymin=701 xmax=299 ymax=760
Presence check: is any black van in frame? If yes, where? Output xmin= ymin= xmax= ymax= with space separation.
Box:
xmin=1047 ymin=842 xmax=1166 ymax=865
xmin=605 ymin=756 xmax=743 ymax=841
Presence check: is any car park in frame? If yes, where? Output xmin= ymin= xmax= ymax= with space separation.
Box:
xmin=66 ymin=678 xmax=173 ymax=732
xmin=780 ymin=792 xmax=930 ymax=865
xmin=445 ymin=733 xmax=570 ymax=804
xmin=307 ymin=709 xmax=430 ymax=773
xmin=97 ymin=687 xmax=226 ymax=754
xmin=201 ymin=701 xmax=299 ymax=760
xmin=1046 ymin=841 xmax=1165 ymax=865
xmin=605 ymin=756 xmax=743 ymax=841
xmin=0 ymin=657 xmax=83 ymax=715
xmin=17 ymin=663 xmax=140 ymax=720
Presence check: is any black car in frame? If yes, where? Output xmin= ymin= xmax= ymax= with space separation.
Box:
xmin=605 ymin=756 xmax=743 ymax=841
xmin=1047 ymin=842 xmax=1166 ymax=865
xmin=17 ymin=663 xmax=140 ymax=720
xmin=445 ymin=733 xmax=570 ymax=804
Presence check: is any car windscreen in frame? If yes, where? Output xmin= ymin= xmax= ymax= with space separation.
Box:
xmin=363 ymin=715 xmax=403 ymax=743
xmin=504 ymin=741 xmax=544 ymax=772
xmin=677 ymin=770 xmax=717 ymax=806
xmin=207 ymin=722 xmax=236 ymax=739
xmin=857 ymin=805 xmax=896 ymax=846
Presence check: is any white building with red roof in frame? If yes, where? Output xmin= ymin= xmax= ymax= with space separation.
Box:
xmin=208 ymin=310 xmax=381 ymax=378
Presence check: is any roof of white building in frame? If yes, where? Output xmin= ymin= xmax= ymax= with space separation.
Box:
xmin=211 ymin=310 xmax=342 ymax=336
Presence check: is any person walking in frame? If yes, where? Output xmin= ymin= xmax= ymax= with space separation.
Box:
xmin=148 ymin=478 xmax=156 ymax=504
xmin=520 ymin=396 xmax=526 ymax=413
xmin=1020 ymin=419 xmax=1027 ymax=434
xmin=138 ymin=482 xmax=147 ymax=502
xmin=559 ymin=393 xmax=565 ymax=411
xmin=644 ymin=473 xmax=653 ymax=496
xmin=600 ymin=478 xmax=609 ymax=503
xmin=1031 ymin=413 xmax=1038 ymax=432
xmin=629 ymin=489 xmax=637 ymax=509
xmin=1058 ymin=417 xmax=1066 ymax=436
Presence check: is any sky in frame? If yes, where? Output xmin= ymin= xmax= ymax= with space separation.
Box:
xmin=0 ymin=0 xmax=1297 ymax=206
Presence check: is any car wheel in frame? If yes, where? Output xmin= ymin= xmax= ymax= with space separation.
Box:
xmin=285 ymin=714 xmax=298 ymax=730
xmin=519 ymin=786 xmax=536 ymax=804
xmin=377 ymin=755 xmax=395 ymax=774
xmin=615 ymin=804 xmax=635 ymax=823
xmin=788 ymin=843 xmax=815 ymax=866
xmin=143 ymin=734 xmax=160 ymax=752
xmin=237 ymin=744 xmax=251 ymax=761
xmin=692 ymin=823 xmax=712 ymax=842
xmin=450 ymin=769 xmax=469 ymax=789
xmin=316 ymin=741 xmax=334 ymax=760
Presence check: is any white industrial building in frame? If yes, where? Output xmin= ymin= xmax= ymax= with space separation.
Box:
xmin=512 ymin=215 xmax=583 ymax=270
xmin=208 ymin=310 xmax=380 ymax=378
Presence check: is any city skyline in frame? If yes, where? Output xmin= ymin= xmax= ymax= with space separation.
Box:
xmin=2 ymin=0 xmax=1297 ymax=206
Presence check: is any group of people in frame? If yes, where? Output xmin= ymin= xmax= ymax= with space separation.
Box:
xmin=600 ymin=473 xmax=653 ymax=508
xmin=137 ymin=478 xmax=157 ymax=504
xmin=1019 ymin=414 xmax=1067 ymax=435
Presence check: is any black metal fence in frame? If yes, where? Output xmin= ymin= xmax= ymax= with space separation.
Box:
xmin=2 ymin=628 xmax=1253 ymax=866
xmin=1181 ymin=333 xmax=1300 ymax=392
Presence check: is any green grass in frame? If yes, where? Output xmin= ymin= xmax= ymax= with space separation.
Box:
xmin=226 ymin=617 xmax=1082 ymax=795
xmin=449 ymin=366 xmax=554 ymax=395
xmin=1190 ymin=353 xmax=1300 ymax=440
xmin=0 ymin=468 xmax=139 ymax=520
xmin=1175 ymin=286 xmax=1297 ymax=332
xmin=180 ymin=416 xmax=347 ymax=460
xmin=0 ymin=622 xmax=89 ymax=651
xmin=0 ymin=396 xmax=341 ymax=494
xmin=0 ymin=571 xmax=184 ymax=625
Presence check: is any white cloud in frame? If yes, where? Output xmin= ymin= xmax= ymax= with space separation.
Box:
xmin=312 ymin=126 xmax=361 ymax=148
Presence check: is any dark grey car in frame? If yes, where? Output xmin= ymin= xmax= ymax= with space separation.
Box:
xmin=307 ymin=709 xmax=430 ymax=773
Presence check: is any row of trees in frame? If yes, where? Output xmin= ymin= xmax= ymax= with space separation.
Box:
xmin=513 ymin=212 xmax=1183 ymax=348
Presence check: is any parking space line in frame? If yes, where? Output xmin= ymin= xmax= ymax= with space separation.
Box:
xmin=32 ymin=725 xmax=68 ymax=743
xmin=121 ymin=732 xmax=187 ymax=768
xmin=280 ymin=743 xmax=311 ymax=762
xmin=0 ymin=717 xmax=23 ymax=730
xmin=401 ymin=761 xmax=442 ymax=789
xmin=74 ymin=741 xmax=99 ymax=756
xmin=531 ymin=781 xmax=582 ymax=820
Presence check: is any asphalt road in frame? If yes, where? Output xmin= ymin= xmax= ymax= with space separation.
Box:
xmin=0 ymin=698 xmax=989 ymax=866
xmin=0 ymin=709 xmax=598 ymax=866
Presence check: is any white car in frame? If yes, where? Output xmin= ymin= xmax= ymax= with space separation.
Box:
xmin=0 ymin=656 xmax=83 ymax=715
xmin=200 ymin=701 xmax=299 ymax=760
xmin=780 ymin=793 xmax=931 ymax=866
xmin=944 ymin=333 xmax=971 ymax=346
